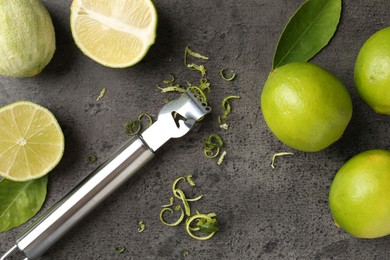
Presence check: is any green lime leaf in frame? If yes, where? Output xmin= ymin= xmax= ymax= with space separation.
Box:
xmin=0 ymin=176 xmax=48 ymax=233
xmin=273 ymin=0 xmax=342 ymax=69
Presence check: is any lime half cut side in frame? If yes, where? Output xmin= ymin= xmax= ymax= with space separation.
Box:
xmin=0 ymin=101 xmax=64 ymax=181
xmin=70 ymin=0 xmax=158 ymax=68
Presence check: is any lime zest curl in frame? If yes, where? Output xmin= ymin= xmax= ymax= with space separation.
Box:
xmin=174 ymin=189 xmax=191 ymax=216
xmin=160 ymin=205 xmax=185 ymax=226
xmin=137 ymin=113 xmax=153 ymax=128
xmin=203 ymin=134 xmax=224 ymax=158
xmin=219 ymin=95 xmax=240 ymax=123
xmin=184 ymin=46 xmax=209 ymax=76
xmin=124 ymin=113 xmax=153 ymax=136
xmin=161 ymin=197 xmax=175 ymax=208
xmin=185 ymin=212 xmax=219 ymax=240
xmin=271 ymin=152 xmax=294 ymax=169
xmin=160 ymin=175 xmax=218 ymax=240
xmin=163 ymin=74 xmax=175 ymax=84
xmin=220 ymin=68 xmax=236 ymax=81
xmin=124 ymin=120 xmax=141 ymax=136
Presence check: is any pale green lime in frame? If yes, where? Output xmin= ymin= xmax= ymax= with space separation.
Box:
xmin=261 ymin=62 xmax=352 ymax=152
xmin=354 ymin=27 xmax=390 ymax=115
xmin=0 ymin=0 xmax=55 ymax=77
xmin=329 ymin=150 xmax=390 ymax=238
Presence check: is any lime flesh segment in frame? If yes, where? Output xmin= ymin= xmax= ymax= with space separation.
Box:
xmin=0 ymin=101 xmax=64 ymax=181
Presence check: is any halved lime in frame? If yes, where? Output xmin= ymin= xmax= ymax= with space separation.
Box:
xmin=0 ymin=101 xmax=64 ymax=181
xmin=70 ymin=0 xmax=158 ymax=68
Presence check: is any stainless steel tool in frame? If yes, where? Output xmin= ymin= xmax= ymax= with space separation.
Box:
xmin=1 ymin=91 xmax=211 ymax=260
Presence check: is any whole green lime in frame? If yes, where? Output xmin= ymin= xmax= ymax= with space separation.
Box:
xmin=354 ymin=27 xmax=390 ymax=115
xmin=261 ymin=62 xmax=352 ymax=152
xmin=329 ymin=150 xmax=390 ymax=238
xmin=0 ymin=0 xmax=55 ymax=77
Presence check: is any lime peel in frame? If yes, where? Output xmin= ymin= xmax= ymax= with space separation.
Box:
xmin=271 ymin=152 xmax=294 ymax=169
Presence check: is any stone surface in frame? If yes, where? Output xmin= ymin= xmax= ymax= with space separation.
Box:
xmin=1 ymin=0 xmax=390 ymax=259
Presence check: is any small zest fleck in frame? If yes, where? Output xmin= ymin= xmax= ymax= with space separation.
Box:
xmin=183 ymin=251 xmax=189 ymax=257
xmin=220 ymin=123 xmax=229 ymax=130
xmin=271 ymin=152 xmax=294 ymax=169
xmin=217 ymin=151 xmax=227 ymax=166
xmin=138 ymin=221 xmax=145 ymax=232
xmin=96 ymin=88 xmax=106 ymax=101
xmin=186 ymin=175 xmax=196 ymax=186
xmin=115 ymin=246 xmax=125 ymax=253
xmin=161 ymin=197 xmax=175 ymax=208
xmin=220 ymin=68 xmax=236 ymax=81
xmin=163 ymin=74 xmax=175 ymax=84
xmin=87 ymin=154 xmax=98 ymax=163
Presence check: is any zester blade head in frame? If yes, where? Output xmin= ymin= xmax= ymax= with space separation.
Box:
xmin=139 ymin=91 xmax=211 ymax=152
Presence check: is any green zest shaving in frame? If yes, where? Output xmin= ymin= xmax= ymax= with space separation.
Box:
xmin=186 ymin=175 xmax=195 ymax=186
xmin=138 ymin=221 xmax=145 ymax=232
xmin=138 ymin=113 xmax=153 ymax=128
xmin=184 ymin=46 xmax=209 ymax=76
xmin=183 ymin=251 xmax=189 ymax=257
xmin=174 ymin=189 xmax=191 ymax=216
xmin=160 ymin=205 xmax=184 ymax=226
xmin=217 ymin=151 xmax=227 ymax=166
xmin=203 ymin=134 xmax=224 ymax=158
xmin=87 ymin=154 xmax=97 ymax=163
xmin=124 ymin=120 xmax=141 ymax=136
xmin=271 ymin=152 xmax=294 ymax=169
xmin=124 ymin=113 xmax=153 ymax=136
xmin=219 ymin=95 xmax=240 ymax=123
xmin=157 ymin=84 xmax=187 ymax=93
xmin=161 ymin=197 xmax=174 ymax=208
xmin=96 ymin=87 xmax=106 ymax=101
xmin=115 ymin=246 xmax=125 ymax=253
xmin=220 ymin=68 xmax=236 ymax=81
xmin=160 ymin=176 xmax=218 ymax=240
xmin=185 ymin=212 xmax=219 ymax=240
xmin=163 ymin=74 xmax=175 ymax=84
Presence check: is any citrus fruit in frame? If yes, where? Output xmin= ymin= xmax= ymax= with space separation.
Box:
xmin=0 ymin=101 xmax=64 ymax=181
xmin=260 ymin=62 xmax=352 ymax=152
xmin=70 ymin=0 xmax=157 ymax=68
xmin=0 ymin=0 xmax=55 ymax=77
xmin=354 ymin=27 xmax=390 ymax=115
xmin=329 ymin=150 xmax=390 ymax=238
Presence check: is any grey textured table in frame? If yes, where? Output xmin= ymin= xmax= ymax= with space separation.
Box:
xmin=1 ymin=0 xmax=390 ymax=259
